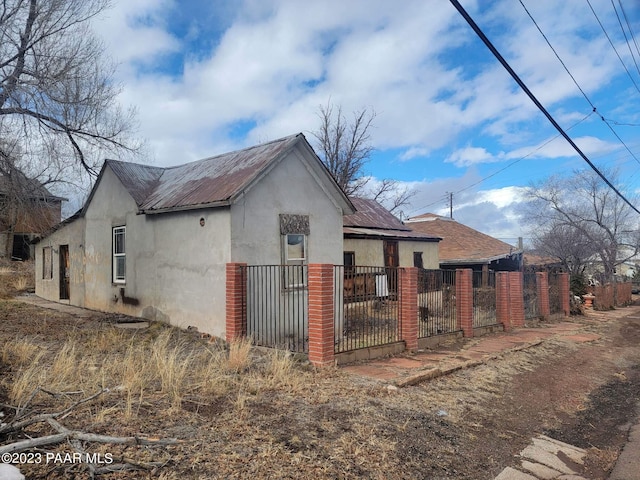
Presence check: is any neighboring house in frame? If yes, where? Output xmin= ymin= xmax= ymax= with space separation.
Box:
xmin=405 ymin=213 xmax=523 ymax=273
xmin=35 ymin=133 xmax=355 ymax=337
xmin=0 ymin=168 xmax=65 ymax=260
xmin=343 ymin=197 xmax=440 ymax=269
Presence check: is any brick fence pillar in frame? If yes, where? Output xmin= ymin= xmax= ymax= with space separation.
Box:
xmin=456 ymin=269 xmax=473 ymax=337
xmin=536 ymin=271 xmax=551 ymax=320
xmin=226 ymin=262 xmax=247 ymax=342
xmin=399 ymin=267 xmax=419 ymax=351
xmin=509 ymin=271 xmax=525 ymax=327
xmin=308 ymin=264 xmax=335 ymax=367
xmin=496 ymin=272 xmax=511 ymax=332
xmin=558 ymin=272 xmax=570 ymax=316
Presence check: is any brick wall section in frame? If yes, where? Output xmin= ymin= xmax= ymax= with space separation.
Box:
xmin=558 ymin=272 xmax=570 ymax=316
xmin=495 ymin=272 xmax=511 ymax=332
xmin=399 ymin=267 xmax=419 ymax=351
xmin=456 ymin=269 xmax=474 ymax=337
xmin=508 ymin=271 xmax=525 ymax=327
xmin=536 ymin=271 xmax=551 ymax=320
xmin=307 ymin=264 xmax=336 ymax=367
xmin=225 ymin=262 xmax=247 ymax=343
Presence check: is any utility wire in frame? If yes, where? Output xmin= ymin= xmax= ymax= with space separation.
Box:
xmin=611 ymin=0 xmax=640 ymax=78
xmin=618 ymin=0 xmax=640 ymax=64
xmin=406 ymin=112 xmax=594 ymax=216
xmin=586 ymin=0 xmax=640 ymax=96
xmin=519 ymin=0 xmax=640 ymax=166
xmin=448 ymin=0 xmax=640 ymax=215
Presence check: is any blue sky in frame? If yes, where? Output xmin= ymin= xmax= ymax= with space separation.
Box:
xmin=91 ymin=0 xmax=640 ymax=244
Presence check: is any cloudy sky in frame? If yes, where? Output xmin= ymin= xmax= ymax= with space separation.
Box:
xmin=90 ymin=0 xmax=640 ymax=244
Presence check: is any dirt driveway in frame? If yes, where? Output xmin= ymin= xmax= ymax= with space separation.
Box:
xmin=0 ymin=298 xmax=639 ymax=479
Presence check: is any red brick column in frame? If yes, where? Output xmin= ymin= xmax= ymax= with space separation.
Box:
xmin=558 ymin=272 xmax=570 ymax=316
xmin=226 ymin=262 xmax=247 ymax=342
xmin=399 ymin=267 xmax=419 ymax=351
xmin=456 ymin=269 xmax=473 ymax=337
xmin=508 ymin=271 xmax=525 ymax=327
xmin=536 ymin=271 xmax=551 ymax=320
xmin=496 ymin=272 xmax=511 ymax=332
xmin=308 ymin=264 xmax=335 ymax=367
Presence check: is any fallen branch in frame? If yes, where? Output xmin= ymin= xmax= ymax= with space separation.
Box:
xmin=0 ymin=432 xmax=181 ymax=455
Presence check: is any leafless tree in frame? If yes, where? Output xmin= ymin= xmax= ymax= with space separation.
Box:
xmin=0 ymin=0 xmax=139 ymax=177
xmin=523 ymin=169 xmax=640 ymax=282
xmin=311 ymin=101 xmax=415 ymax=214
xmin=531 ymin=223 xmax=597 ymax=277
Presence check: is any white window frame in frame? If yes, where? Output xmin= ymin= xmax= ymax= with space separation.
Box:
xmin=113 ymin=226 xmax=126 ymax=284
xmin=283 ymin=233 xmax=307 ymax=289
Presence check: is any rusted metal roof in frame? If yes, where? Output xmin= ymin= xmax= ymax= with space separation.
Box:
xmin=343 ymin=197 xmax=440 ymax=241
xmin=106 ymin=134 xmax=304 ymax=213
xmin=344 ymin=197 xmax=410 ymax=230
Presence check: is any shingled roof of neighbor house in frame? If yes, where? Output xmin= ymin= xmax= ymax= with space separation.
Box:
xmin=343 ymin=197 xmax=440 ymax=242
xmin=90 ymin=133 xmax=354 ymax=215
xmin=405 ymin=213 xmax=520 ymax=264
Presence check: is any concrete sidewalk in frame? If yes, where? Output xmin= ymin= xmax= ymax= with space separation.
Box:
xmin=341 ymin=316 xmax=607 ymax=388
xmin=341 ymin=305 xmax=640 ymax=480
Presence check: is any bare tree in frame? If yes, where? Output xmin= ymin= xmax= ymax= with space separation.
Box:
xmin=311 ymin=102 xmax=375 ymax=196
xmin=311 ymin=101 xmax=414 ymax=214
xmin=0 ymin=0 xmax=139 ymax=177
xmin=523 ymin=169 xmax=640 ymax=282
xmin=531 ymin=223 xmax=597 ymax=277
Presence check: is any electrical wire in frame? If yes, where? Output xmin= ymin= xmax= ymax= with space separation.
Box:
xmin=406 ymin=112 xmax=594 ymax=216
xmin=519 ymin=0 xmax=640 ymax=166
xmin=618 ymin=0 xmax=640 ymax=64
xmin=611 ymin=0 xmax=640 ymax=78
xmin=448 ymin=0 xmax=640 ymax=215
xmin=586 ymin=0 xmax=640 ymax=95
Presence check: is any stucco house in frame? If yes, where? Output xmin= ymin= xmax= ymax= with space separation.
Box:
xmin=405 ymin=213 xmax=523 ymax=273
xmin=343 ymin=197 xmax=440 ymax=269
xmin=35 ymin=133 xmax=355 ymax=337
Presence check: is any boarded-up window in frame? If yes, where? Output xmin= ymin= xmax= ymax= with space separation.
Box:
xmin=42 ymin=247 xmax=53 ymax=279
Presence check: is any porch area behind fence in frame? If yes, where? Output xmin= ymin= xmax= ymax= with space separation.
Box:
xmin=225 ymin=263 xmax=623 ymax=367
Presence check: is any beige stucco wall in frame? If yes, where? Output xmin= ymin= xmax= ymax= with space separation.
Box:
xmin=230 ymin=148 xmax=344 ymax=265
xmin=343 ymin=237 xmax=439 ymax=268
xmin=35 ymin=217 xmax=86 ymax=305
xmin=230 ymin=148 xmax=346 ymax=342
xmin=80 ymin=166 xmax=232 ymax=336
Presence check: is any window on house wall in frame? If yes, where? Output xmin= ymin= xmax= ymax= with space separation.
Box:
xmin=113 ymin=226 xmax=126 ymax=283
xmin=413 ymin=252 xmax=424 ymax=269
xmin=42 ymin=247 xmax=53 ymax=279
xmin=344 ymin=251 xmax=355 ymax=276
xmin=283 ymin=233 xmax=307 ymax=288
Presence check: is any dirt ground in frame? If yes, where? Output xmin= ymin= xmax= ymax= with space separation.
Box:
xmin=0 ymin=291 xmax=639 ymax=478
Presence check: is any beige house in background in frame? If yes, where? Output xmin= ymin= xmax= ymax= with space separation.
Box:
xmin=35 ymin=134 xmax=355 ymax=337
xmin=343 ymin=197 xmax=441 ymax=269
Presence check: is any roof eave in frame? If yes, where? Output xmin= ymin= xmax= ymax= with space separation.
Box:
xmin=138 ymin=200 xmax=232 ymax=215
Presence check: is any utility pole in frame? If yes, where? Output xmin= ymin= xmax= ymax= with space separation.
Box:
xmin=447 ymin=192 xmax=453 ymax=219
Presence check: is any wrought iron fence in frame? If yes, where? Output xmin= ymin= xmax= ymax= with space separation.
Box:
xmin=472 ymin=270 xmax=497 ymax=327
xmin=548 ymin=273 xmax=562 ymax=314
xmin=244 ymin=265 xmax=308 ymax=353
xmin=523 ymin=272 xmax=538 ymax=320
xmin=335 ymin=265 xmax=401 ymax=353
xmin=417 ymin=269 xmax=458 ymax=337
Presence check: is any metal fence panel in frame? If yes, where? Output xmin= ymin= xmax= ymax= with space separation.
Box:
xmin=245 ymin=265 xmax=308 ymax=353
xmin=549 ymin=273 xmax=561 ymax=314
xmin=335 ymin=265 xmax=401 ymax=353
xmin=417 ymin=269 xmax=458 ymax=337
xmin=523 ymin=272 xmax=538 ymax=320
xmin=472 ymin=270 xmax=497 ymax=327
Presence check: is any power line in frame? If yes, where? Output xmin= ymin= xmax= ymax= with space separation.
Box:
xmin=519 ymin=0 xmax=640 ymax=167
xmin=586 ymin=0 xmax=640 ymax=96
xmin=618 ymin=0 xmax=640 ymax=64
xmin=611 ymin=0 xmax=640 ymax=78
xmin=406 ymin=111 xmax=594 ymax=216
xmin=448 ymin=0 xmax=640 ymax=215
